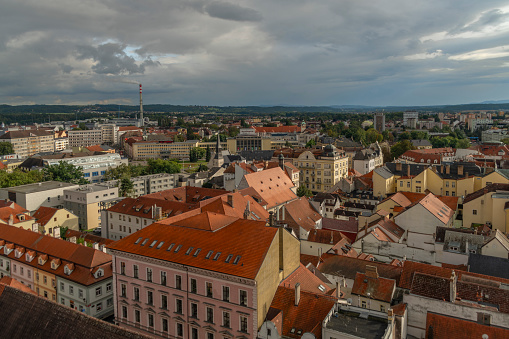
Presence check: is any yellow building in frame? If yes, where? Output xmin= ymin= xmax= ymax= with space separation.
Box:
xmin=373 ymin=162 xmax=502 ymax=199
xmin=31 ymin=206 xmax=79 ymax=236
xmin=34 ymin=257 xmax=57 ymax=301
xmin=0 ymin=201 xmax=34 ymax=229
xmin=462 ymin=183 xmax=509 ymax=232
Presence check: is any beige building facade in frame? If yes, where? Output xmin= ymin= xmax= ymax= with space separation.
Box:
xmin=0 ymin=130 xmax=55 ymax=158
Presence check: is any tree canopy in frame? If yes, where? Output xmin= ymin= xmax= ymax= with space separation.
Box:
xmin=0 ymin=169 xmax=44 ymax=188
xmin=0 ymin=142 xmax=14 ymax=156
xmin=42 ymin=161 xmax=88 ymax=184
xmin=297 ymin=185 xmax=313 ymax=197
xmin=390 ymin=140 xmax=415 ymax=160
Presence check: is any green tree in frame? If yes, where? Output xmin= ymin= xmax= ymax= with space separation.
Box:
xmin=501 ymin=138 xmax=509 ymax=145
xmin=146 ymin=159 xmax=181 ymax=174
xmin=305 ymin=139 xmax=316 ymax=148
xmin=390 ymin=140 xmax=415 ymax=159
xmin=0 ymin=142 xmax=14 ymax=156
xmin=119 ymin=177 xmax=134 ymax=197
xmin=228 ymin=126 xmax=239 ymax=137
xmin=173 ymin=134 xmax=185 ymax=142
xmin=197 ymin=164 xmax=208 ymax=172
xmin=60 ymin=226 xmax=69 ymax=240
xmin=297 ymin=185 xmax=313 ymax=197
xmin=205 ymin=145 xmax=211 ymax=162
xmin=0 ymin=169 xmax=44 ymax=188
xmin=42 ymin=161 xmax=88 ymax=184
xmin=189 ymin=147 xmax=206 ymax=162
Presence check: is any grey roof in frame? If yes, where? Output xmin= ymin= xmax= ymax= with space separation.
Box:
xmin=0 ymin=284 xmax=150 ymax=339
xmin=411 ymin=139 xmax=432 ymax=147
xmin=495 ymin=169 xmax=509 ymax=180
xmin=2 ymin=181 xmax=78 ymax=193
xmin=468 ymin=253 xmax=509 ymax=280
xmin=385 ymin=162 xmax=428 ymax=177
xmin=435 ymin=162 xmax=482 ymax=179
xmin=326 ymin=312 xmax=388 ymax=339
xmin=374 ymin=166 xmax=394 ymax=179
xmin=353 ymin=149 xmax=378 ymax=160
xmin=240 ymin=150 xmax=274 ymax=161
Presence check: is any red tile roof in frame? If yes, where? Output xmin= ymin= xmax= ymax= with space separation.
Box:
xmin=107 ymin=196 xmax=196 ymax=219
xmin=268 ymin=286 xmax=336 ymax=339
xmin=0 ymin=201 xmax=33 ymax=225
xmin=0 ymin=224 xmax=111 ymax=286
xmin=351 ymin=272 xmax=395 ymax=302
xmin=318 ymin=255 xmax=402 ymax=282
xmin=143 ymin=186 xmax=226 ymax=203
xmin=281 ymin=264 xmax=331 ymax=294
xmin=254 ymin=126 xmax=302 ymax=133
xmin=199 ymin=192 xmax=269 ymax=221
xmin=32 ymin=206 xmax=59 ymax=226
xmin=426 ymin=312 xmax=509 ymax=339
xmin=300 ymin=254 xmax=320 ymax=267
xmin=0 ymin=276 xmax=37 ymax=295
xmin=321 ymin=217 xmax=358 ymax=242
xmin=108 ymin=213 xmax=278 ymax=279
xmin=307 ymin=229 xmax=348 ymax=245
xmin=283 ymin=197 xmax=321 ymax=232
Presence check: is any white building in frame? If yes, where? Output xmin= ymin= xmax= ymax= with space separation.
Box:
xmin=68 ymin=129 xmax=103 ymax=147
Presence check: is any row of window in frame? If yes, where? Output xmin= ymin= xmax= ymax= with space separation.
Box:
xmin=120 ymin=305 xmax=249 ymax=334
xmin=84 ymin=171 xmax=106 ymax=178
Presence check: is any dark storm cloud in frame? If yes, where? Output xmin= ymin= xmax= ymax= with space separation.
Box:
xmin=204 ymin=1 xmax=262 ymax=22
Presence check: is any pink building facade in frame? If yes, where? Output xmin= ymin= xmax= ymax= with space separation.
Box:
xmin=113 ymin=253 xmax=257 ymax=338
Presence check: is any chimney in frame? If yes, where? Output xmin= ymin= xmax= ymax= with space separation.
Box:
xmin=365 ymin=265 xmax=379 ymax=279
xmin=465 ymin=171 xmax=468 ymax=179
xmin=336 ymin=281 xmax=341 ymax=299
xmin=8 ymin=214 xmax=13 ymax=225
xmin=396 ymin=162 xmax=402 ymax=171
xmin=407 ymin=165 xmax=410 ymax=177
xmin=243 ymin=201 xmax=250 ymax=219
xmin=446 ymin=165 xmax=450 ymax=175
xmin=450 ymin=271 xmax=457 ymax=302
xmin=269 ymin=211 xmax=274 ymax=227
xmin=227 ymin=194 xmax=234 ymax=208
xmin=458 ymin=165 xmax=464 ymax=176
xmin=279 ymin=153 xmax=285 ymax=170
xmin=295 ymin=283 xmax=301 ymax=306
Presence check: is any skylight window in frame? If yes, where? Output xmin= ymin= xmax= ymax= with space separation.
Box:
xmin=318 ymin=285 xmax=326 ymax=292
xmin=205 ymin=251 xmax=213 ymax=259
xmin=156 ymin=241 xmax=164 ymax=249
xmin=225 ymin=254 xmax=233 ymax=263
xmin=167 ymin=243 xmax=175 ymax=251
xmin=135 ymin=237 xmax=143 ymax=244
xmin=193 ymin=249 xmax=201 ymax=257
xmin=233 ymin=255 xmax=241 ymax=265
xmin=149 ymin=240 xmax=157 ymax=248
xmin=213 ymin=252 xmax=221 ymax=261
xmin=141 ymin=238 xmax=149 ymax=246
xmin=174 ymin=245 xmax=182 ymax=253
xmin=185 ymin=247 xmax=194 ymax=255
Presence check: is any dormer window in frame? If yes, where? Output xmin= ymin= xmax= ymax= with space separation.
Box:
xmin=4 ymin=245 xmax=14 ymax=256
xmin=51 ymin=258 xmax=61 ymax=270
xmin=64 ymin=263 xmax=74 ymax=275
xmin=38 ymin=255 xmax=48 ymax=266
xmin=26 ymin=253 xmax=34 ymax=262
xmin=95 ymin=268 xmax=104 ymax=278
xmin=15 ymin=248 xmax=24 ymax=258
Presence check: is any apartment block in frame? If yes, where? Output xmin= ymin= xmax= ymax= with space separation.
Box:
xmin=68 ymin=129 xmax=103 ymax=147
xmin=0 ymin=130 xmax=55 ymax=158
xmin=0 ymin=224 xmax=114 ymax=318
xmin=0 ymin=181 xmax=79 ymax=213
xmin=64 ymin=184 xmax=119 ymax=231
xmin=106 ymin=173 xmax=177 ymax=198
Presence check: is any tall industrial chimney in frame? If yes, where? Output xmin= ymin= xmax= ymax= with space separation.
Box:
xmin=139 ymin=83 xmax=144 ymax=126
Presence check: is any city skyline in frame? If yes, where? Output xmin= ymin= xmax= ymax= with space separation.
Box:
xmin=2 ymin=1 xmax=509 ymax=106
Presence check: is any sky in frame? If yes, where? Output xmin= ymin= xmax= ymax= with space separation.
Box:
xmin=2 ymin=1 xmax=509 ymax=107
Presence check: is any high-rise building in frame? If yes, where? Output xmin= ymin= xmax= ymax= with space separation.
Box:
xmin=0 ymin=130 xmax=55 ymax=158
xmin=403 ymin=111 xmax=419 ymax=129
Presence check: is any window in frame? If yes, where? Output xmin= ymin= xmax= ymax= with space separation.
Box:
xmin=223 ymin=286 xmax=230 ymax=302
xmin=473 ymin=210 xmax=478 ymax=215
xmin=60 ymin=282 xmax=64 ymax=291
xmin=191 ymin=303 xmax=198 ymax=318
xmin=96 ymin=287 xmax=102 ymax=296
xmin=43 ymin=275 xmax=47 ymax=284
xmin=206 ymin=307 xmax=214 ymax=323
xmin=121 ymin=284 xmax=127 ymax=297
xmin=380 ymin=305 xmax=385 ymax=312
xmin=240 ymin=290 xmax=247 ymax=306
xmin=446 ymin=181 xmax=449 ymax=187
xmin=176 ymin=299 xmax=183 ymax=314
xmin=61 ymin=298 xmax=65 ymax=305
xmin=79 ymin=289 xmax=84 ymax=299
xmin=240 ymin=316 xmax=248 ymax=333
xmin=122 ymin=306 xmax=128 ymax=318
xmin=207 ymin=333 xmax=214 ymax=339
xmin=148 ymin=313 xmax=154 ymax=327
xmin=135 ymin=310 xmax=141 ymax=323
xmin=96 ymin=302 xmax=102 ymax=312
xmin=161 ymin=271 xmax=167 ymax=286
xmin=361 ymin=300 xmax=367 ymax=308
xmin=134 ymin=287 xmax=140 ymax=301
xmin=446 ymin=191 xmax=449 ymax=196
xmin=44 ymin=291 xmax=48 ymax=298
xmin=176 ymin=323 xmax=183 ymax=337
xmin=69 ymin=286 xmax=74 ymax=295
xmin=407 ymin=182 xmax=410 ymax=188
xmin=191 ymin=278 xmax=197 ymax=293
xmin=107 ymin=298 xmax=113 ymax=307
xmin=399 ymin=181 xmax=403 ymax=187
xmin=161 ymin=294 xmax=168 ymax=310
xmin=106 ymin=283 xmax=112 ymax=292
xmin=192 ymin=328 xmax=198 ymax=339
xmin=452 ymin=191 xmax=456 ymax=197
xmin=416 ymin=186 xmax=421 ymax=193
xmin=147 ymin=268 xmax=153 ymax=282
xmin=147 ymin=290 xmax=153 ymax=305
xmin=162 ymin=318 xmax=169 ymax=332
xmin=452 ymin=182 xmax=456 ymax=188
xmin=223 ymin=311 xmax=230 ymax=328
xmin=133 ymin=265 xmax=139 ymax=278
xmin=206 ymin=282 xmax=213 ymax=297
xmin=176 ymin=275 xmax=182 ymax=290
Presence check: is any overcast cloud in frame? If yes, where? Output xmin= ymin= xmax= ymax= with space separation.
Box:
xmin=2 ymin=0 xmax=509 ymax=106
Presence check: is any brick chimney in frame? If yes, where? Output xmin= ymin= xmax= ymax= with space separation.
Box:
xmin=446 ymin=165 xmax=450 ymax=175
xmin=336 ymin=281 xmax=341 ymax=299
xmin=365 ymin=265 xmax=379 ymax=279
xmin=407 ymin=165 xmax=410 ymax=177
xmin=396 ymin=162 xmax=402 ymax=171
xmin=295 ymin=283 xmax=301 ymax=306
xmin=458 ymin=165 xmax=464 ymax=176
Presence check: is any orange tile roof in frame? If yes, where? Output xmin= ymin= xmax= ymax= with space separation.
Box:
xmin=426 ymin=312 xmax=509 ymax=339
xmin=0 ymin=276 xmax=37 ymax=295
xmin=143 ymin=186 xmax=227 ymax=203
xmin=0 ymin=201 xmax=33 ymax=225
xmin=107 ymin=196 xmax=196 ymax=219
xmin=300 ymin=254 xmax=320 ymax=267
xmin=119 ymin=126 xmax=141 ymax=131
xmin=351 ymin=272 xmax=395 ymax=302
xmin=85 ymin=145 xmax=104 ymax=152
xmin=283 ymin=197 xmax=321 ymax=232
xmin=240 ymin=167 xmax=297 ymax=210
xmin=198 ymin=192 xmax=269 ymax=221
xmin=108 ymin=214 xmax=278 ymax=279
xmin=268 ymin=286 xmax=336 ymax=339
xmin=0 ymin=224 xmax=111 ymax=286
xmin=307 ymin=229 xmax=348 ymax=245
xmin=281 ymin=264 xmax=331 ymax=294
